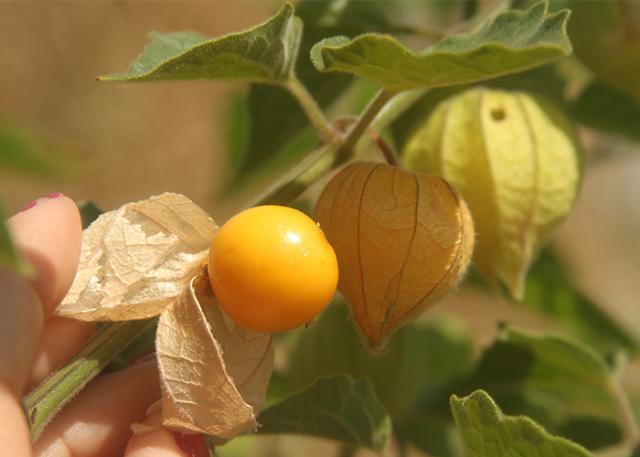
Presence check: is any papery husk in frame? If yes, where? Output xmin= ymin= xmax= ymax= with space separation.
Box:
xmin=156 ymin=270 xmax=274 ymax=439
xmin=403 ymin=88 xmax=581 ymax=298
xmin=56 ymin=193 xmax=216 ymax=320
xmin=315 ymin=161 xmax=474 ymax=351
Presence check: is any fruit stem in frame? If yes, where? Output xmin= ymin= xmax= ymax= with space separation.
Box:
xmin=285 ymin=76 xmax=340 ymax=145
xmin=336 ymin=89 xmax=396 ymax=163
xmin=22 ymin=319 xmax=154 ymax=440
xmin=253 ymin=87 xmax=418 ymax=207
xmin=610 ymin=374 xmax=639 ymax=449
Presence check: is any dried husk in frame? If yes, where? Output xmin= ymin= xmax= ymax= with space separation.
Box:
xmin=315 ymin=161 xmax=474 ymax=351
xmin=157 ymin=271 xmax=274 ymax=439
xmin=403 ymin=88 xmax=581 ymax=298
xmin=56 ymin=193 xmax=216 ymax=321
xmin=54 ymin=192 xmax=275 ymax=439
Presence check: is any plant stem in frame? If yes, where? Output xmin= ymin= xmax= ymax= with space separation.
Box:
xmin=610 ymin=377 xmax=640 ymax=448
xmin=285 ymin=76 xmax=340 ymax=145
xmin=22 ymin=319 xmax=154 ymax=440
xmin=370 ymin=88 xmax=428 ymax=132
xmin=336 ymin=89 xmax=396 ymax=162
xmin=252 ymin=144 xmax=339 ymax=206
xmin=251 ymin=87 xmax=425 ymax=207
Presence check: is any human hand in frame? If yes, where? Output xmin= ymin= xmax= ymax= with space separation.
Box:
xmin=0 ymin=194 xmax=207 ymax=457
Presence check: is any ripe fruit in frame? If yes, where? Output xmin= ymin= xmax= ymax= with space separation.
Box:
xmin=208 ymin=205 xmax=339 ymax=333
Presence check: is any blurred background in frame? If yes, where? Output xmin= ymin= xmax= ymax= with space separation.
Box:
xmin=1 ymin=1 xmax=639 ymax=456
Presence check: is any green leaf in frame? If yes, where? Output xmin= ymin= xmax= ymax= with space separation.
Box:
xmin=0 ymin=204 xmax=32 ymax=275
xmin=455 ymin=326 xmax=621 ymax=450
xmin=287 ymin=301 xmax=473 ymax=419
xmin=0 ymin=119 xmax=63 ymax=177
xmin=311 ymin=2 xmax=572 ymax=91
xmin=451 ymin=390 xmax=592 ymax=457
xmin=77 ymin=200 xmax=103 ymax=229
xmin=257 ymin=375 xmax=391 ymax=453
xmin=99 ymin=4 xmax=302 ymax=83
xmin=570 ymin=80 xmax=640 ymax=140
xmin=523 ymin=249 xmax=640 ymax=356
xmin=225 ymin=0 xmax=399 ymax=191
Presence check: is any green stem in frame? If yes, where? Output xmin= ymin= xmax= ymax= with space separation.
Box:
xmin=253 ymin=144 xmax=339 ymax=207
xmin=370 ymin=88 xmax=428 ymax=132
xmin=22 ymin=319 xmax=154 ymax=440
xmin=284 ymin=76 xmax=340 ymax=145
xmin=610 ymin=376 xmax=639 ymax=448
xmin=336 ymin=89 xmax=396 ymax=162
xmin=250 ymin=87 xmax=425 ymax=207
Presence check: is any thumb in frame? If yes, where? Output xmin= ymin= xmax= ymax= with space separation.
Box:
xmin=0 ymin=194 xmax=81 ymax=395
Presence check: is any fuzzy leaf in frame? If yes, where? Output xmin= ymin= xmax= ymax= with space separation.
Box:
xmin=258 ymin=375 xmax=391 ymax=453
xmin=56 ymin=193 xmax=216 ymax=321
xmin=456 ymin=326 xmax=621 ymax=450
xmin=314 ymin=161 xmax=474 ymax=350
xmin=311 ymin=2 xmax=571 ymax=91
xmin=287 ymin=301 xmax=473 ymax=419
xmin=157 ymin=272 xmax=274 ymax=438
xmin=99 ymin=4 xmax=301 ymax=83
xmin=451 ymin=390 xmax=592 ymax=457
xmin=523 ymin=249 xmax=640 ymax=356
xmin=403 ymin=88 xmax=581 ymax=298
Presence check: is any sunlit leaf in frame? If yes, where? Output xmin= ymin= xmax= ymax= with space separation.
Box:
xmin=56 ymin=193 xmax=216 ymax=321
xmin=451 ymin=390 xmax=592 ymax=457
xmin=258 ymin=375 xmax=391 ymax=453
xmin=455 ymin=326 xmax=621 ymax=450
xmin=311 ymin=2 xmax=572 ymax=91
xmin=100 ymin=4 xmax=301 ymax=83
xmin=157 ymin=272 xmax=273 ymax=438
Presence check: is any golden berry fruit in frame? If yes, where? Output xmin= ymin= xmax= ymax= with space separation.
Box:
xmin=208 ymin=205 xmax=339 ymax=333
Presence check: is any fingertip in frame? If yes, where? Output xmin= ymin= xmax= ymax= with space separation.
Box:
xmin=9 ymin=194 xmax=82 ymax=316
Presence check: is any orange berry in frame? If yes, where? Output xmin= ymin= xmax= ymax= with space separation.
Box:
xmin=208 ymin=205 xmax=338 ymax=333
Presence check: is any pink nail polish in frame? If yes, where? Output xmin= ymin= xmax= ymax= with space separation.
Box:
xmin=45 ymin=192 xmax=64 ymax=199
xmin=173 ymin=432 xmax=208 ymax=457
xmin=19 ymin=200 xmax=38 ymax=213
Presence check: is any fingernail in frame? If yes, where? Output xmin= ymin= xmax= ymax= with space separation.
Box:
xmin=17 ymin=193 xmax=64 ymax=214
xmin=129 ymin=351 xmax=156 ymax=366
xmin=45 ymin=192 xmax=64 ymax=199
xmin=19 ymin=200 xmax=38 ymax=213
xmin=173 ymin=432 xmax=208 ymax=457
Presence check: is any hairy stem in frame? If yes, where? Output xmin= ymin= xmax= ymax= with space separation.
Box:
xmin=610 ymin=376 xmax=639 ymax=448
xmin=254 ymin=88 xmax=407 ymax=206
xmin=22 ymin=319 xmax=154 ymax=440
xmin=285 ymin=76 xmax=340 ymax=145
xmin=336 ymin=89 xmax=396 ymax=162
